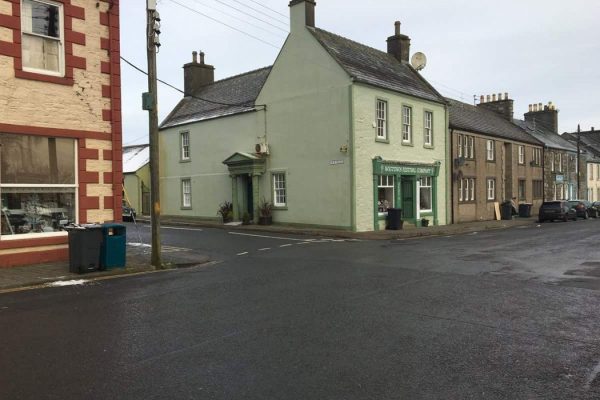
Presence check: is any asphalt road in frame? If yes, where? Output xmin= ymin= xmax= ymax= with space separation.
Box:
xmin=2 ymin=219 xmax=600 ymax=399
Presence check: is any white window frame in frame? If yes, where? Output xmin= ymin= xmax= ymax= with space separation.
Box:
xmin=402 ymin=105 xmax=412 ymax=143
xmin=376 ymin=99 xmax=387 ymax=140
xmin=180 ymin=131 xmax=190 ymax=161
xmin=378 ymin=175 xmax=395 ymax=215
xmin=532 ymin=148 xmax=541 ymax=166
xmin=418 ymin=176 xmax=432 ymax=212
xmin=459 ymin=178 xmax=475 ymax=202
xmin=273 ymin=172 xmax=286 ymax=207
xmin=597 ymin=164 xmax=600 ymax=181
xmin=466 ymin=136 xmax=474 ymax=159
xmin=486 ymin=140 xmax=495 ymax=161
xmin=21 ymin=0 xmax=65 ymax=77
xmin=181 ymin=179 xmax=192 ymax=208
xmin=486 ymin=178 xmax=495 ymax=200
xmin=518 ymin=145 xmax=525 ymax=164
xmin=518 ymin=179 xmax=526 ymax=200
xmin=457 ymin=134 xmax=463 ymax=158
xmin=557 ymin=153 xmax=562 ymax=172
xmin=424 ymin=111 xmax=433 ymax=147
xmin=0 ymin=139 xmax=77 ymax=240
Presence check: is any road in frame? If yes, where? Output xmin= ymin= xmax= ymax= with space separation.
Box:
xmin=2 ymin=219 xmax=600 ymax=399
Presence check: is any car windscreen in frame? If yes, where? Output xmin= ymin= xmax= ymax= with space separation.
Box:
xmin=542 ymin=202 xmax=562 ymax=208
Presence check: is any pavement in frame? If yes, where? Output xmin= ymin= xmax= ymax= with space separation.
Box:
xmin=0 ymin=216 xmax=536 ymax=292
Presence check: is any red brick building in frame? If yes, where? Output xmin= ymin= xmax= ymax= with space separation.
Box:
xmin=0 ymin=0 xmax=122 ymax=267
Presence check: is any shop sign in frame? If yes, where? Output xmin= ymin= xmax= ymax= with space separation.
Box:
xmin=555 ymin=174 xmax=564 ymax=183
xmin=380 ymin=164 xmax=435 ymax=176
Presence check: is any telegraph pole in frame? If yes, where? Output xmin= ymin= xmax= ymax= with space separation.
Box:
xmin=577 ymin=124 xmax=581 ymax=199
xmin=146 ymin=0 xmax=162 ymax=267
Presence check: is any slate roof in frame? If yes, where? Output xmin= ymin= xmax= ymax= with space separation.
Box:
xmin=446 ymin=98 xmax=541 ymax=145
xmin=123 ymin=144 xmax=149 ymax=173
xmin=310 ymin=28 xmax=445 ymax=104
xmin=563 ymin=131 xmax=600 ymax=160
xmin=160 ymin=67 xmax=272 ymax=129
xmin=514 ymin=119 xmax=577 ymax=152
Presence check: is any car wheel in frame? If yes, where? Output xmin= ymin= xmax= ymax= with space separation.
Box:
xmin=563 ymin=215 xmax=568 ymax=222
xmin=584 ymin=211 xmax=589 ymax=220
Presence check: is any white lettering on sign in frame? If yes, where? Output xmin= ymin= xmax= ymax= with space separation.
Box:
xmin=329 ymin=160 xmax=344 ymax=165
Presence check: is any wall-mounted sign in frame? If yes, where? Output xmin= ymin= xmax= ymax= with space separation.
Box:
xmin=329 ymin=160 xmax=344 ymax=165
xmin=555 ymin=174 xmax=564 ymax=183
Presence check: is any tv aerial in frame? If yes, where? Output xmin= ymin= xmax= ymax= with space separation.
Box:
xmin=410 ymin=52 xmax=427 ymax=71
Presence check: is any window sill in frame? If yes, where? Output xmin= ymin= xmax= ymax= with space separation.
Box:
xmin=375 ymin=138 xmax=389 ymax=144
xmin=423 ymin=145 xmax=434 ymax=150
xmin=459 ymin=201 xmax=477 ymax=204
xmin=179 ymin=159 xmax=191 ymax=163
xmin=273 ymin=206 xmax=288 ymax=211
xmin=15 ymin=70 xmax=73 ymax=86
xmin=0 ymin=231 xmax=67 ymax=240
xmin=180 ymin=206 xmax=192 ymax=210
xmin=486 ymin=159 xmax=496 ymax=163
xmin=401 ymin=141 xmax=414 ymax=147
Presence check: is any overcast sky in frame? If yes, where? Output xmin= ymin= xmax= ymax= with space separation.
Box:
xmin=120 ymin=0 xmax=600 ymax=145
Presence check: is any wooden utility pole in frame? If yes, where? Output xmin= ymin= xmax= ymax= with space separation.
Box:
xmin=146 ymin=0 xmax=161 ymax=267
xmin=577 ymin=124 xmax=581 ymax=199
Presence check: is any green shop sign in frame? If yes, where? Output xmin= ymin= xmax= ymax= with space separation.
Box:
xmin=373 ymin=158 xmax=439 ymax=177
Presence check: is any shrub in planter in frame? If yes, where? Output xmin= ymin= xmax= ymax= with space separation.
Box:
xmin=242 ymin=212 xmax=251 ymax=225
xmin=421 ymin=218 xmax=430 ymax=227
xmin=258 ymin=198 xmax=273 ymax=225
xmin=217 ymin=201 xmax=233 ymax=223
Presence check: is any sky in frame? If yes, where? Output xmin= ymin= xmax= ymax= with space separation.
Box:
xmin=120 ymin=0 xmax=600 ymax=146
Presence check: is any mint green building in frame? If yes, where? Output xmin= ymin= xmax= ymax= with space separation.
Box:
xmin=159 ymin=0 xmax=449 ymax=231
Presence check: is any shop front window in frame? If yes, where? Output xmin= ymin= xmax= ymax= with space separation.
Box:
xmin=378 ymin=175 xmax=394 ymax=214
xmin=419 ymin=176 xmax=432 ymax=212
xmin=1 ymin=133 xmax=76 ymax=237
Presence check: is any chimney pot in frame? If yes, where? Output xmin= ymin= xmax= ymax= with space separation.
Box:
xmin=497 ymin=93 xmax=502 ymax=101
xmin=492 ymin=94 xmax=497 ymax=102
xmin=386 ymin=20 xmax=410 ymax=62
xmin=528 ymin=104 xmax=532 ymax=112
xmin=538 ymin=102 xmax=543 ymax=111
xmin=480 ymin=95 xmax=485 ymax=104
xmin=486 ymin=95 xmax=490 ymax=102
xmin=200 ymin=51 xmax=205 ymax=65
xmin=505 ymin=92 xmax=509 ymax=100
xmin=395 ymin=21 xmax=401 ymax=35
xmin=592 ymin=127 xmax=595 ymax=131
xmin=192 ymin=51 xmax=197 ymax=63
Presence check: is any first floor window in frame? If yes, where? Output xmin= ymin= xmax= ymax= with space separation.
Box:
xmin=424 ymin=111 xmax=433 ymax=146
xmin=465 ymin=135 xmax=474 ymax=159
xmin=533 ymin=180 xmax=543 ymax=199
xmin=378 ymin=175 xmax=394 ymax=213
xmin=273 ymin=173 xmax=286 ymax=207
xmin=457 ymin=134 xmax=463 ymax=157
xmin=518 ymin=146 xmax=525 ymax=164
xmin=459 ymin=178 xmax=475 ymax=202
xmin=419 ymin=176 xmax=432 ymax=211
xmin=487 ymin=178 xmax=496 ymax=200
xmin=376 ymin=99 xmax=387 ymax=140
xmin=1 ymin=133 xmax=76 ymax=236
xmin=402 ymin=105 xmax=412 ymax=143
xmin=180 ymin=131 xmax=190 ymax=160
xmin=597 ymin=164 xmax=600 ymax=181
xmin=486 ymin=140 xmax=495 ymax=161
xmin=518 ymin=179 xmax=526 ymax=200
xmin=181 ymin=179 xmax=191 ymax=208
xmin=557 ymin=153 xmax=563 ymax=172
xmin=532 ymin=148 xmax=542 ymax=166
xmin=22 ymin=0 xmax=64 ymax=75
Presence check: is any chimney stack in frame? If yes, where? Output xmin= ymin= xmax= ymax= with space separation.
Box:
xmin=477 ymin=92 xmax=514 ymax=121
xmin=387 ymin=21 xmax=411 ymax=63
xmin=183 ymin=51 xmax=215 ymax=96
xmin=524 ymin=101 xmax=559 ymax=133
xmin=289 ymin=0 xmax=315 ymax=31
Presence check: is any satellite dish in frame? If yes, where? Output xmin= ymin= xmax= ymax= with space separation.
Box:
xmin=410 ymin=52 xmax=427 ymax=71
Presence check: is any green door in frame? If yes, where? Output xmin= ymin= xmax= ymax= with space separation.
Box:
xmin=401 ymin=177 xmax=414 ymax=219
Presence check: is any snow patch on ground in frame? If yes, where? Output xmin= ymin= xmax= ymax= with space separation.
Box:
xmin=46 ymin=279 xmax=89 ymax=287
xmin=128 ymin=242 xmax=151 ymax=247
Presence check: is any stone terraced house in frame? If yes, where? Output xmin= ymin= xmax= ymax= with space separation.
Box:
xmin=0 ymin=0 xmax=122 ymax=267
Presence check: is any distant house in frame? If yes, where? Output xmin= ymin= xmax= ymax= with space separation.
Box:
xmin=448 ymin=94 xmax=544 ymax=222
xmin=563 ymin=127 xmax=600 ymax=201
xmin=515 ymin=103 xmax=580 ymax=201
xmin=158 ymin=0 xmax=449 ymax=231
xmin=0 ymin=0 xmax=122 ymax=267
xmin=123 ymin=145 xmax=150 ymax=216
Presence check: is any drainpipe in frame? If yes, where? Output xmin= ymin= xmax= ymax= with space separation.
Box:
xmin=542 ymin=146 xmax=546 ymax=202
xmin=449 ymin=128 xmax=454 ymax=224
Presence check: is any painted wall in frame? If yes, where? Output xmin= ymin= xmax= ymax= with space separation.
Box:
xmin=159 ymin=112 xmax=263 ymax=219
xmin=587 ymin=162 xmax=600 ymax=201
xmin=451 ymin=130 xmax=543 ymax=222
xmin=352 ymin=83 xmax=448 ymax=231
xmin=255 ymin=23 xmax=353 ymax=229
xmin=544 ymin=149 xmax=578 ymax=200
xmin=123 ymin=164 xmax=149 ymax=214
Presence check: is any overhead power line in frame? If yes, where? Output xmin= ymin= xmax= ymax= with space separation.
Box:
xmin=120 ymin=56 xmax=256 ymax=107
xmin=247 ymin=0 xmax=287 ymax=19
xmin=209 ymin=0 xmax=288 ymax=31
xmin=227 ymin=0 xmax=288 ymax=26
xmin=188 ymin=0 xmax=286 ymax=38
xmin=166 ymin=0 xmax=281 ymax=49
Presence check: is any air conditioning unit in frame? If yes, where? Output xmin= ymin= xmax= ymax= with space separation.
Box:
xmin=255 ymin=143 xmax=269 ymax=155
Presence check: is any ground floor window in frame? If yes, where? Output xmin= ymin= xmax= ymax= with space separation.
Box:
xmin=486 ymin=178 xmax=495 ymax=200
xmin=419 ymin=176 xmax=432 ymax=212
xmin=459 ymin=178 xmax=475 ymax=202
xmin=1 ymin=133 xmax=76 ymax=236
xmin=533 ymin=180 xmax=543 ymax=199
xmin=273 ymin=173 xmax=286 ymax=207
xmin=181 ymin=179 xmax=191 ymax=208
xmin=378 ymin=175 xmax=394 ymax=213
xmin=555 ymin=183 xmax=564 ymax=200
xmin=518 ymin=179 xmax=526 ymax=200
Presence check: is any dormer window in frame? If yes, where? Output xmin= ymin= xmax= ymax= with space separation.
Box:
xmin=21 ymin=0 xmax=64 ymax=76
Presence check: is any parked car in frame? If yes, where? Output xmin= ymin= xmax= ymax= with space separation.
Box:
xmin=592 ymin=202 xmax=600 ymax=217
xmin=568 ymin=200 xmax=598 ymax=219
xmin=538 ymin=201 xmax=577 ymax=222
xmin=122 ymin=203 xmax=137 ymax=222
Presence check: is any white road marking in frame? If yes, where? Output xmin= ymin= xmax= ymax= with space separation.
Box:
xmin=296 ymin=242 xmax=311 ymax=245
xmin=279 ymin=244 xmax=293 ymax=248
xmin=258 ymin=248 xmax=271 ymax=251
xmin=228 ymin=232 xmax=313 ymax=242
xmin=143 ymin=225 xmax=204 ymax=232
xmin=237 ymin=252 xmax=248 ymax=256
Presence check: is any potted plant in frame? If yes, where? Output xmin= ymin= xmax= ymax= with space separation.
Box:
xmin=258 ymin=198 xmax=273 ymax=225
xmin=421 ymin=217 xmax=430 ymax=227
xmin=217 ymin=201 xmax=233 ymax=223
xmin=241 ymin=212 xmax=251 ymax=225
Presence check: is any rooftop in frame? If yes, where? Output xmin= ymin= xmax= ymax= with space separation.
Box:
xmin=123 ymin=144 xmax=149 ymax=173
xmin=514 ymin=119 xmax=577 ymax=152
